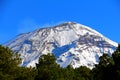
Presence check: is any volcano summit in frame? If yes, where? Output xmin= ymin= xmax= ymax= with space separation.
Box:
xmin=5 ymin=22 xmax=118 ymax=69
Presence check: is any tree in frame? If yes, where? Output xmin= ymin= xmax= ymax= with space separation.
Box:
xmin=37 ymin=53 xmax=56 ymax=67
xmin=112 ymin=44 xmax=120 ymax=80
xmin=92 ymin=54 xmax=114 ymax=80
xmin=112 ymin=44 xmax=120 ymax=66
xmin=74 ymin=66 xmax=92 ymax=80
xmin=15 ymin=67 xmax=37 ymax=80
xmin=0 ymin=45 xmax=21 ymax=80
xmin=35 ymin=53 xmax=60 ymax=80
xmin=99 ymin=54 xmax=114 ymax=67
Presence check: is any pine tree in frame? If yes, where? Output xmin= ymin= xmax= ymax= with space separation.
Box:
xmin=112 ymin=44 xmax=120 ymax=80
xmin=0 ymin=45 xmax=21 ymax=80
xmin=35 ymin=53 xmax=60 ymax=80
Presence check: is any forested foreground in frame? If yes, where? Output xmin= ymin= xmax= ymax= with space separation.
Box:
xmin=0 ymin=45 xmax=120 ymax=80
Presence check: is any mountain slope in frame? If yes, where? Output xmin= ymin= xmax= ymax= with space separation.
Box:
xmin=5 ymin=22 xmax=118 ymax=69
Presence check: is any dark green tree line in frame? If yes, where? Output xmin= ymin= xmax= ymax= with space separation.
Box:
xmin=92 ymin=44 xmax=120 ymax=80
xmin=0 ymin=45 xmax=36 ymax=80
xmin=1 ymin=44 xmax=120 ymax=80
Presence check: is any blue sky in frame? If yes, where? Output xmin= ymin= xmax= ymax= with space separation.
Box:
xmin=0 ymin=0 xmax=120 ymax=44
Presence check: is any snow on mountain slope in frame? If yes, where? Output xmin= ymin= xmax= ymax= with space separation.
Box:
xmin=4 ymin=22 xmax=118 ymax=69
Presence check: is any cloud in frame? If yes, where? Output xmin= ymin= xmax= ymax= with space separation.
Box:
xmin=18 ymin=18 xmax=39 ymax=33
xmin=17 ymin=18 xmax=67 ymax=34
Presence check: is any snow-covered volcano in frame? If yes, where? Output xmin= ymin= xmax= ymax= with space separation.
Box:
xmin=5 ymin=22 xmax=118 ymax=69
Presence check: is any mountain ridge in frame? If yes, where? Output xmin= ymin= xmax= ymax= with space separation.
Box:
xmin=5 ymin=22 xmax=118 ymax=69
